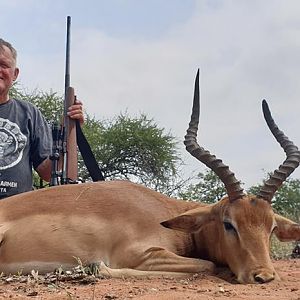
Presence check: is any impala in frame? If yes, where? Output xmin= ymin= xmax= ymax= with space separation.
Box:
xmin=0 ymin=71 xmax=299 ymax=283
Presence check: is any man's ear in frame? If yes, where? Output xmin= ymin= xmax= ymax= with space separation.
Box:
xmin=274 ymin=214 xmax=300 ymax=242
xmin=13 ymin=67 xmax=19 ymax=81
xmin=161 ymin=205 xmax=214 ymax=233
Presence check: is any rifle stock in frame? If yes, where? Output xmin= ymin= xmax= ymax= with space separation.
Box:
xmin=65 ymin=86 xmax=78 ymax=182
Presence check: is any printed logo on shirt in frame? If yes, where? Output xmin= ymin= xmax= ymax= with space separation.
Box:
xmin=0 ymin=118 xmax=27 ymax=170
xmin=0 ymin=180 xmax=17 ymax=194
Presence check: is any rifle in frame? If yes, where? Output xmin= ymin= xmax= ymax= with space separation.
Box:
xmin=50 ymin=16 xmax=104 ymax=186
xmin=50 ymin=16 xmax=78 ymax=186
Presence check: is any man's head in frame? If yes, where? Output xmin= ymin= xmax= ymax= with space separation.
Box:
xmin=0 ymin=38 xmax=19 ymax=102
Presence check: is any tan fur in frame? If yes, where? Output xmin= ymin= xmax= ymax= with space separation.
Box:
xmin=0 ymin=181 xmax=298 ymax=283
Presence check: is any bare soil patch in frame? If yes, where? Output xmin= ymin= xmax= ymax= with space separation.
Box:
xmin=0 ymin=259 xmax=299 ymax=300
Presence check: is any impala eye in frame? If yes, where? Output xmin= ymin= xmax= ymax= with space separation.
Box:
xmin=223 ymin=221 xmax=236 ymax=232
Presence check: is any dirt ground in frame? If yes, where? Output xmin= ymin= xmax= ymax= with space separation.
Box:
xmin=0 ymin=259 xmax=299 ymax=300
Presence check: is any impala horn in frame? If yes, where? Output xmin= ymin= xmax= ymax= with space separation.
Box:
xmin=184 ymin=70 xmax=244 ymax=202
xmin=257 ymin=100 xmax=300 ymax=203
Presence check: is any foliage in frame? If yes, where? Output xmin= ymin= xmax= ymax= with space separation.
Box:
xmin=80 ymin=113 xmax=183 ymax=194
xmin=270 ymin=235 xmax=295 ymax=259
xmin=178 ymin=169 xmax=227 ymax=203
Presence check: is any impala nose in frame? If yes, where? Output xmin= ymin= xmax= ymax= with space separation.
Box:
xmin=254 ymin=271 xmax=275 ymax=283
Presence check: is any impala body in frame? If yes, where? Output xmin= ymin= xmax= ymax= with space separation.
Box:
xmin=0 ymin=181 xmax=298 ymax=283
xmin=0 ymin=71 xmax=299 ymax=283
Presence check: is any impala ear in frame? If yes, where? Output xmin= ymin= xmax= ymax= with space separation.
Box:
xmin=273 ymin=214 xmax=300 ymax=242
xmin=160 ymin=205 xmax=214 ymax=233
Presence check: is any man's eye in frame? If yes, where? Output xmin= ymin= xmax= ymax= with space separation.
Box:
xmin=223 ymin=221 xmax=236 ymax=232
xmin=0 ymin=64 xmax=9 ymax=69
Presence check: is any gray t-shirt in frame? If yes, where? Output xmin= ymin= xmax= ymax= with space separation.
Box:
xmin=0 ymin=98 xmax=52 ymax=198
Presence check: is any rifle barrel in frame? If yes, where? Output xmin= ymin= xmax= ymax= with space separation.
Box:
xmin=65 ymin=16 xmax=71 ymax=92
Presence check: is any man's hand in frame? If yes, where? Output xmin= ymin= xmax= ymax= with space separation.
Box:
xmin=67 ymin=99 xmax=84 ymax=125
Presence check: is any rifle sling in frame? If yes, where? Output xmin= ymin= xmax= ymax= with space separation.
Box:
xmin=75 ymin=120 xmax=105 ymax=181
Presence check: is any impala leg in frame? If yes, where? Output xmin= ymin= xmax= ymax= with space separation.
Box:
xmin=135 ymin=247 xmax=215 ymax=274
xmin=96 ymin=262 xmax=198 ymax=278
xmin=96 ymin=247 xmax=214 ymax=278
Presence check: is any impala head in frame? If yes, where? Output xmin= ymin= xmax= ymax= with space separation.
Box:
xmin=162 ymin=70 xmax=300 ymax=283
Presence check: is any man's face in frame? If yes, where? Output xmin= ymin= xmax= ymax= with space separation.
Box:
xmin=0 ymin=45 xmax=19 ymax=101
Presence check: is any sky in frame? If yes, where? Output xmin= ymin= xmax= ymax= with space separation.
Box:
xmin=1 ymin=0 xmax=300 ymax=189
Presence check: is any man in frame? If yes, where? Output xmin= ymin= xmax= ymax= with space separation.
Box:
xmin=0 ymin=38 xmax=84 ymax=198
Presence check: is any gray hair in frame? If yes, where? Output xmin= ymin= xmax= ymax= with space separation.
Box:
xmin=0 ymin=38 xmax=17 ymax=62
